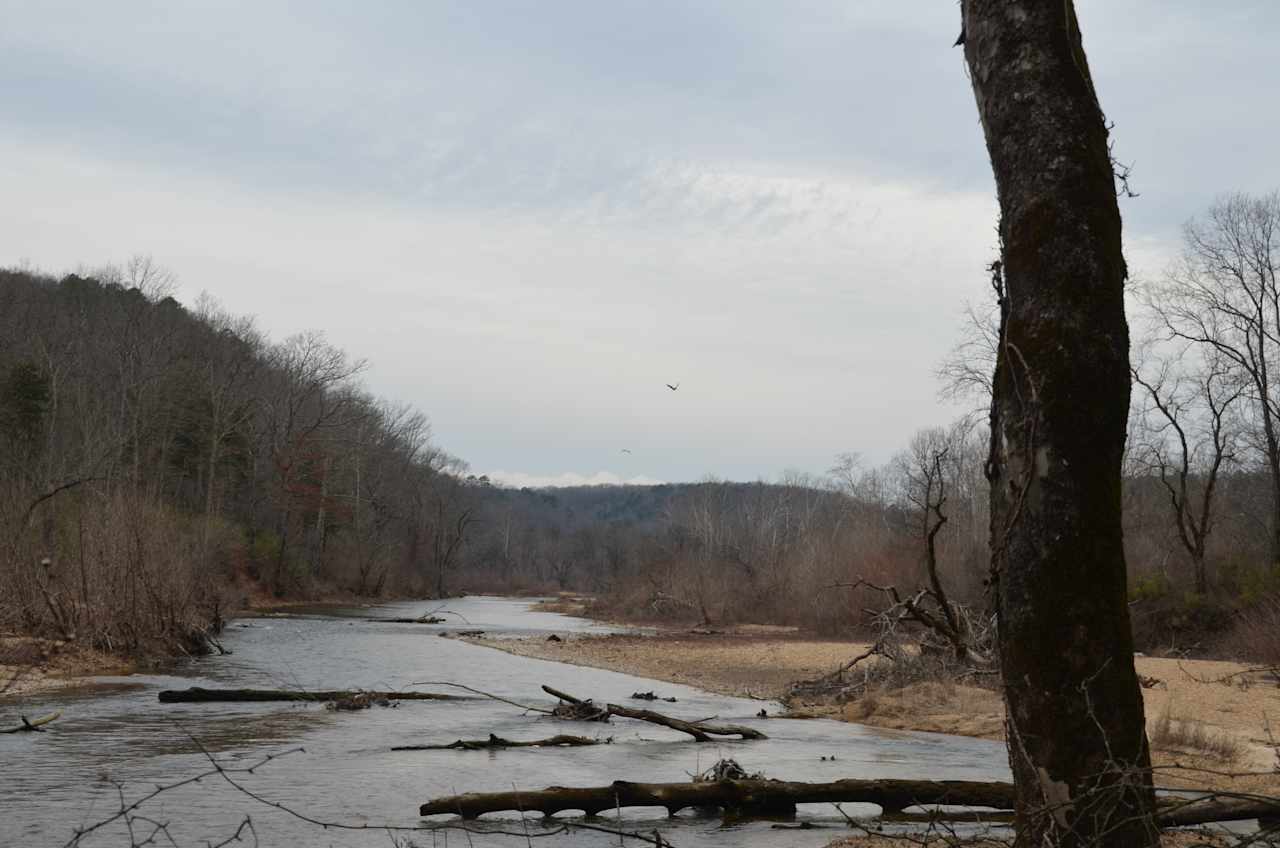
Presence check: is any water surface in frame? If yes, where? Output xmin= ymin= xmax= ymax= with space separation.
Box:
xmin=3 ymin=596 xmax=1010 ymax=847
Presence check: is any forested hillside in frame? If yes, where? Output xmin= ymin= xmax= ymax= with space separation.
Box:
xmin=0 ymin=263 xmax=474 ymax=653
xmin=4 ymin=258 xmax=1279 ymax=658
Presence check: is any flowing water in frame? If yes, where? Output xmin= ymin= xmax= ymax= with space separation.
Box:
xmin=3 ymin=597 xmax=1010 ymax=847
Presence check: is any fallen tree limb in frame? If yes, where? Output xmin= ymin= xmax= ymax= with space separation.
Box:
xmin=605 ymin=703 xmax=765 ymax=741
xmin=419 ymin=777 xmax=1280 ymax=827
xmin=412 ymin=681 xmax=554 ymax=714
xmin=2 ymin=711 xmax=61 ymax=733
xmin=541 ymin=685 xmax=766 ymax=741
xmin=157 ymin=687 xmax=469 ymax=704
xmin=420 ymin=776 xmax=1017 ymax=818
xmin=393 ymin=733 xmax=608 ymax=751
xmin=366 ymin=617 xmax=446 ymax=624
xmin=542 ymin=684 xmax=610 ymax=721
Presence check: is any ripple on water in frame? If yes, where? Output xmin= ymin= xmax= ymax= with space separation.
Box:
xmin=2 ymin=596 xmax=1010 ymax=847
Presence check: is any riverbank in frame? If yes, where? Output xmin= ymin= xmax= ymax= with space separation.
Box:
xmin=0 ymin=590 xmax=381 ymax=701
xmin=0 ymin=637 xmax=133 ymax=699
xmin=472 ymin=626 xmax=1280 ymax=794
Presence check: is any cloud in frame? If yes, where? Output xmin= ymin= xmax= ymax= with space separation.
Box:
xmin=483 ymin=470 xmax=666 ymax=489
xmin=2 ymin=1 xmax=1277 ymax=483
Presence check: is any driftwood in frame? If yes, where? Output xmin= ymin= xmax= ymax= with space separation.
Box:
xmin=419 ymin=777 xmax=1280 ymax=827
xmin=366 ymin=617 xmax=446 ymax=624
xmin=393 ymin=733 xmax=608 ymax=751
xmin=2 ymin=711 xmax=61 ymax=733
xmin=541 ymin=685 xmax=766 ymax=742
xmin=606 ymin=703 xmax=765 ymax=741
xmin=157 ymin=687 xmax=468 ymax=704
xmin=1156 ymin=795 xmax=1280 ymax=828
xmin=420 ymin=776 xmax=1017 ymax=818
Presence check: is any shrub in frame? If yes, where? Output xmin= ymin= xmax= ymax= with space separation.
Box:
xmin=1148 ymin=704 xmax=1244 ymax=762
xmin=1214 ymin=593 xmax=1280 ymax=665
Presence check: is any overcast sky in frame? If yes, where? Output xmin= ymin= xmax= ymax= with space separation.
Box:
xmin=3 ymin=2 xmax=1277 ymax=487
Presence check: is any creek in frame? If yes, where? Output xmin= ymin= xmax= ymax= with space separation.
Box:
xmin=3 ymin=596 xmax=1009 ymax=847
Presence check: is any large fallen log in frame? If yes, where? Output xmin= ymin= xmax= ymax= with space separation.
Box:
xmin=393 ymin=733 xmax=608 ymax=751
xmin=420 ymin=777 xmax=1016 ymax=818
xmin=541 ymin=685 xmax=765 ymax=741
xmin=365 ymin=617 xmax=446 ymax=624
xmin=2 ymin=711 xmax=61 ymax=733
xmin=1156 ymin=795 xmax=1280 ymax=828
xmin=158 ymin=687 xmax=469 ymax=704
xmin=419 ymin=777 xmax=1280 ymax=828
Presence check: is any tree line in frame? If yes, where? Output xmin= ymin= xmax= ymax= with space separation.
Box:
xmin=0 ymin=261 xmax=478 ymax=653
xmin=3 ymin=190 xmax=1277 ymax=658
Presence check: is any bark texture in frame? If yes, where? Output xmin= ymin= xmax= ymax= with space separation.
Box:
xmin=959 ymin=2 xmax=1158 ymax=846
xmin=420 ymin=777 xmax=1019 ymax=819
xmin=419 ymin=777 xmax=1279 ymax=828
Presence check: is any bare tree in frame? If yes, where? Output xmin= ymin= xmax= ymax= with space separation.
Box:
xmin=190 ymin=296 xmax=263 ymax=545
xmin=1143 ymin=192 xmax=1280 ymax=564
xmin=937 ymin=298 xmax=1000 ymax=414
xmin=959 ymin=2 xmax=1159 ymax=845
xmin=1131 ymin=345 xmax=1243 ymax=594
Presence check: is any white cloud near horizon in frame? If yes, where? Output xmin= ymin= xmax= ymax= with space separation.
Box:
xmin=483 ymin=470 xmax=667 ymax=489
xmin=3 ymin=1 xmax=1277 ymax=484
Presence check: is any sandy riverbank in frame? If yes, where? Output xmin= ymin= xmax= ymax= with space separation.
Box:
xmin=0 ymin=637 xmax=133 ymax=700
xmin=471 ymin=627 xmax=1280 ymax=794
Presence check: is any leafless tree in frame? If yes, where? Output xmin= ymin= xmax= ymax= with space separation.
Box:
xmin=937 ymin=298 xmax=1000 ymax=415
xmin=1131 ymin=343 xmax=1244 ymax=594
xmin=1143 ymin=192 xmax=1280 ymax=564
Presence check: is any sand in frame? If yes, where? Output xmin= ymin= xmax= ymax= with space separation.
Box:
xmin=471 ymin=628 xmax=1280 ymax=794
xmin=471 ymin=629 xmax=858 ymax=700
xmin=0 ymin=636 xmax=132 ymax=700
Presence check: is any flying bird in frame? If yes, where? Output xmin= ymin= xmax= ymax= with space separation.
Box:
xmin=620 ymin=448 xmax=632 ymax=454
xmin=666 ymin=383 xmax=679 ymax=391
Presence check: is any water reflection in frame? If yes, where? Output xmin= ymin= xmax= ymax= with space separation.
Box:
xmin=2 ymin=596 xmax=1009 ymax=847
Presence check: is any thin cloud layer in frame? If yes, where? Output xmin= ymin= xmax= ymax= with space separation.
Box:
xmin=3 ymin=2 xmax=1277 ymax=483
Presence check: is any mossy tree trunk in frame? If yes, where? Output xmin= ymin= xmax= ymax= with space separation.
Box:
xmin=959 ymin=3 xmax=1158 ymax=846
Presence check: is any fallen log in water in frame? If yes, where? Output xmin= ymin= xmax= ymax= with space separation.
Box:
xmin=420 ymin=777 xmax=1017 ymax=818
xmin=366 ymin=617 xmax=446 ymax=624
xmin=541 ymin=685 xmax=765 ymax=741
xmin=158 ymin=687 xmax=470 ymax=704
xmin=606 ymin=703 xmax=765 ymax=741
xmin=393 ymin=733 xmax=608 ymax=751
xmin=419 ymin=777 xmax=1280 ymax=828
xmin=1156 ymin=795 xmax=1280 ymax=828
xmin=2 ymin=711 xmax=61 ymax=733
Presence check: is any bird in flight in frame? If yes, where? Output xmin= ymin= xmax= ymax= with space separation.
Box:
xmin=620 ymin=448 xmax=632 ymax=454
xmin=666 ymin=383 xmax=679 ymax=391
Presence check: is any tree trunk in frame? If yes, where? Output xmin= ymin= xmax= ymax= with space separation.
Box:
xmin=960 ymin=3 xmax=1158 ymax=846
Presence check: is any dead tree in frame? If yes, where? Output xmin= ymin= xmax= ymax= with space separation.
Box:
xmin=960 ymin=2 xmax=1159 ymax=846
xmin=1131 ymin=351 xmax=1242 ymax=594
xmin=899 ymin=428 xmax=981 ymax=662
xmin=1143 ymin=192 xmax=1280 ymax=564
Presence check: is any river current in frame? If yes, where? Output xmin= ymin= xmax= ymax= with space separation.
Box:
xmin=3 ymin=597 xmax=1010 ymax=847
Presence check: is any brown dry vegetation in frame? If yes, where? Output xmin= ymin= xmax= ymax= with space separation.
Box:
xmin=0 ymin=636 xmax=132 ymax=698
xmin=472 ymin=628 xmax=1280 ymax=795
